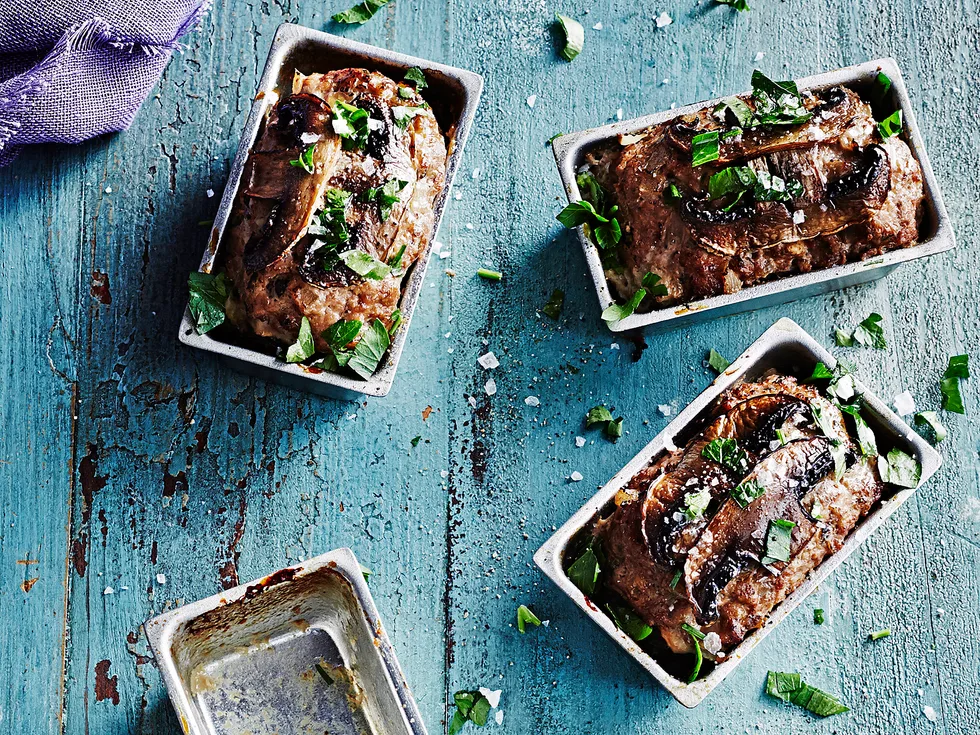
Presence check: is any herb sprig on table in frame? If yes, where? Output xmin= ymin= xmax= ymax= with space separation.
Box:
xmin=187 ymin=271 xmax=230 ymax=335
xmin=332 ymin=0 xmax=392 ymax=24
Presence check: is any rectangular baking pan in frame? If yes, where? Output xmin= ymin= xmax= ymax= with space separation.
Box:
xmin=178 ymin=23 xmax=483 ymax=399
xmin=533 ymin=317 xmax=942 ymax=707
xmin=553 ymin=58 xmax=955 ymax=333
xmin=144 ymin=548 xmax=426 ymax=735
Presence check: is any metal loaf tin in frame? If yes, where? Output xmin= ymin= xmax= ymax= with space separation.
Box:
xmin=552 ymin=58 xmax=955 ymax=333
xmin=178 ymin=23 xmax=483 ymax=399
xmin=533 ymin=317 xmax=942 ymax=707
xmin=144 ymin=548 xmax=426 ymax=735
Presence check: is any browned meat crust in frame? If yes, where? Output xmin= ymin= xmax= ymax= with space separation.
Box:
xmin=596 ymin=375 xmax=882 ymax=655
xmin=591 ymin=85 xmax=924 ymax=307
xmin=223 ymin=68 xmax=448 ymax=351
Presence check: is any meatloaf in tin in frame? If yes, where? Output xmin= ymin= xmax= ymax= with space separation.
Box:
xmin=222 ymin=67 xmax=447 ymax=358
xmin=582 ymin=72 xmax=924 ymax=308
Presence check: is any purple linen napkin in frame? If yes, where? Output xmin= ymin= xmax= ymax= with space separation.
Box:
xmin=0 ymin=1 xmax=210 ymax=165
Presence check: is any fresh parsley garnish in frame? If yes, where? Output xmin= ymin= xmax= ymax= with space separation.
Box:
xmin=289 ymin=144 xmax=316 ymax=174
xmin=555 ymin=13 xmax=584 ymax=62
xmin=331 ymin=101 xmax=370 ymax=150
xmin=410 ymin=435 xmax=422 ymax=448
xmin=701 ymin=438 xmax=748 ymax=473
xmin=332 ymin=0 xmax=391 ymax=24
xmin=669 ymin=569 xmax=682 ymax=589
xmin=682 ymin=486 xmax=712 ymax=520
xmin=838 ymin=401 xmax=878 ymax=456
xmin=750 ymin=71 xmax=812 ymax=127
xmin=707 ymin=348 xmax=730 ymax=373
xmin=708 ymin=165 xmax=803 ymax=209
xmin=392 ymin=105 xmax=425 ymax=128
xmin=317 ymin=318 xmax=391 ymax=378
xmin=516 ymin=604 xmax=541 ymax=633
xmin=187 ymin=271 xmax=230 ymax=335
xmin=808 ymin=361 xmax=835 ymax=381
xmin=664 ymin=182 xmax=683 ymax=204
xmin=810 ymin=400 xmax=838 ymax=440
xmin=307 ymin=189 xmax=352 ymax=271
xmin=586 ymin=405 xmax=614 ymax=426
xmin=869 ymin=628 xmax=891 ymax=641
xmin=715 ymin=0 xmax=749 ymax=10
xmin=567 ymin=541 xmax=600 ymax=596
xmin=879 ymin=447 xmax=921 ymax=488
xmin=641 ymin=271 xmax=669 ymax=296
xmin=941 ymin=354 xmax=969 ymax=413
xmin=542 ymin=289 xmax=565 ymax=319
xmin=285 ymin=316 xmax=316 ymax=363
xmin=477 ymin=268 xmax=502 ymax=281
xmin=557 ymin=198 xmax=622 ymax=249
xmin=448 ymin=690 xmax=492 ymax=735
xmin=362 ymin=178 xmax=407 ymax=221
xmin=765 ymin=671 xmax=849 ymax=716
xmin=731 ymin=478 xmax=766 ymax=508
xmin=601 ymin=286 xmax=645 ymax=323
xmin=761 ymin=518 xmax=795 ymax=565
xmin=834 ymin=328 xmax=854 ymax=347
xmin=347 ymin=319 xmax=391 ymax=378
xmin=691 ymin=130 xmax=720 ymax=167
xmin=403 ymin=66 xmax=427 ymax=90
xmin=681 ymin=623 xmax=705 ymax=682
xmin=387 ymin=244 xmax=408 ymax=273
xmin=606 ymin=417 xmax=624 ymax=440
xmin=914 ymin=410 xmax=947 ymax=443
xmin=878 ymin=109 xmax=903 ymax=139
xmin=606 ymin=603 xmax=653 ymax=641
xmin=872 ymin=71 xmax=892 ymax=108
xmin=813 ymin=608 xmax=825 ymax=625
xmin=835 ymin=312 xmax=886 ymax=349
xmin=360 ymin=564 xmax=373 ymax=581
xmin=341 ymin=250 xmax=394 ymax=280
xmin=547 ymin=132 xmax=564 ymax=144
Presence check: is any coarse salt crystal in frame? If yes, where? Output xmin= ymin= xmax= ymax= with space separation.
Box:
xmin=793 ymin=209 xmax=805 ymax=224
xmin=479 ymin=688 xmax=502 ymax=709
xmin=156 ymin=573 xmax=167 ymax=585
xmin=441 ymin=470 xmax=449 ymax=478
xmin=454 ymin=191 xmax=463 ymax=200
xmin=104 ymin=186 xmax=112 ymax=193
xmin=103 ymin=586 xmax=114 ymax=595
xmin=615 ymin=108 xmax=623 ymax=120
xmin=439 ymin=249 xmax=451 ymax=259
xmin=465 ymin=223 xmax=474 ymax=230
xmin=754 ymin=51 xmax=766 ymax=61
xmin=655 ymin=11 xmax=672 ymax=27
xmin=525 ymin=396 xmax=540 ymax=407
xmin=593 ymin=22 xmax=603 ymax=30
xmin=923 ymin=706 xmax=937 ymax=722
xmin=570 ymin=471 xmax=584 ymax=482
xmin=206 ymin=188 xmax=215 ymax=198
xmin=367 ymin=118 xmax=384 ymax=131
xmin=575 ymin=436 xmax=586 ymax=448
xmin=526 ymin=95 xmax=537 ymax=108
xmin=658 ymin=404 xmax=672 ymax=416
xmin=893 ymin=390 xmax=916 ymax=416
xmin=300 ymin=132 xmax=321 ymax=145
xmin=495 ymin=710 xmax=504 ymax=725
xmin=703 ymin=632 xmax=722 ymax=655
xmin=478 ymin=352 xmax=499 ymax=369
xmin=472 ymin=168 xmax=481 ymax=179
xmin=610 ymin=343 xmax=620 ymax=350
xmin=542 ymin=620 xmax=550 ymax=627
xmin=467 ymin=395 xmax=477 ymax=408
xmin=485 ymin=379 xmax=497 ymax=396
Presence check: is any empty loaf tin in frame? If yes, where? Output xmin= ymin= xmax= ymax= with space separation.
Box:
xmin=552 ymin=58 xmax=955 ymax=333
xmin=178 ymin=23 xmax=483 ymax=399
xmin=144 ymin=548 xmax=426 ymax=735
xmin=533 ymin=317 xmax=942 ymax=707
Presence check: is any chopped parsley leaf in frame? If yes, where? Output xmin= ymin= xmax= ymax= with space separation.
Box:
xmin=410 ymin=435 xmax=422 ymax=448
xmin=289 ymin=144 xmax=316 ymax=173
xmin=670 ymin=569 xmax=682 ymax=589
xmin=641 ymin=271 xmax=669 ymax=296
xmin=347 ymin=319 xmax=390 ymax=379
xmin=872 ymin=72 xmax=893 ymax=108
xmin=869 ymin=628 xmax=891 ymax=641
xmin=941 ymin=354 xmax=969 ymax=413
xmin=362 ymin=179 xmax=407 ymax=221
xmin=477 ymin=268 xmax=502 ymax=281
xmin=808 ymin=361 xmax=835 ymax=381
xmin=585 ymin=405 xmax=614 ymax=427
xmin=837 ymin=401 xmax=878 ymax=456
xmin=834 ymin=328 xmax=855 ymax=347
xmin=516 ymin=604 xmax=541 ymax=633
xmin=285 ymin=316 xmax=316 ymax=363
xmin=360 ymin=564 xmax=373 ymax=581
xmin=557 ymin=198 xmax=622 ymax=250
xmin=392 ymin=105 xmax=425 ymax=128
xmin=701 ymin=438 xmax=748 ymax=473
xmin=813 ymin=608 xmax=825 ymax=625
xmin=681 ymin=623 xmax=705 ymax=682
xmin=750 ymin=71 xmax=813 ymax=127
xmin=606 ymin=603 xmax=653 ymax=641
xmin=761 ymin=518 xmax=795 ymax=565
xmin=341 ymin=250 xmax=393 ymax=280
xmin=692 ymin=130 xmax=720 ymax=167
xmin=601 ymin=286 xmax=646 ymax=323
xmin=567 ymin=542 xmax=600 ymax=596
xmin=331 ymin=101 xmax=370 ymax=150
xmin=605 ymin=417 xmax=624 ymax=440
xmin=765 ymin=671 xmax=849 ymax=717
xmin=707 ymin=348 xmax=730 ymax=373
xmin=448 ymin=690 xmax=492 ymax=735
xmin=387 ymin=244 xmax=408 ymax=273
xmin=715 ymin=0 xmax=750 ymax=10
xmin=708 ymin=165 xmax=803 ymax=208
xmin=664 ymin=182 xmax=683 ymax=203
xmin=731 ymin=478 xmax=766 ymax=508
xmin=853 ymin=313 xmax=886 ymax=348
xmin=555 ymin=13 xmax=585 ymax=62
xmin=547 ymin=132 xmax=564 ymax=144
xmin=878 ymin=109 xmax=903 ymax=139
xmin=682 ymin=486 xmax=712 ymax=520
xmin=879 ymin=447 xmax=921 ymax=488
xmin=332 ymin=0 xmax=391 ymax=24
xmin=403 ymin=66 xmax=427 ymax=90
xmin=187 ymin=271 xmax=230 ymax=335
xmin=914 ymin=410 xmax=947 ymax=443
xmin=542 ymin=289 xmax=565 ymax=320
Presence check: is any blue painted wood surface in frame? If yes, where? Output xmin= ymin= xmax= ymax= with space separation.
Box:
xmin=0 ymin=1 xmax=977 ymax=733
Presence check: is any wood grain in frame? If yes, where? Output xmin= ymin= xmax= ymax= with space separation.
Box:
xmin=0 ymin=0 xmax=977 ymax=733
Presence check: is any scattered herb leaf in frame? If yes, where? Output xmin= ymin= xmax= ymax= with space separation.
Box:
xmin=557 ymin=198 xmax=622 ymax=250
xmin=765 ymin=671 xmax=849 ymax=717
xmin=403 ymin=66 xmax=427 ymax=90
xmin=392 ymin=105 xmax=425 ymax=128
xmin=567 ymin=542 xmax=600 ymax=596
xmin=516 ymin=604 xmax=541 ymax=633
xmin=410 ymin=435 xmax=422 ymax=448
xmin=808 ymin=362 xmax=835 ymax=381
xmin=814 ymin=608 xmax=825 ymax=625
xmin=879 ymin=447 xmax=921 ymax=488
xmin=681 ymin=623 xmax=705 ymax=682
xmin=601 ymin=286 xmax=646 ymax=323
xmin=670 ymin=569 xmax=682 ymax=589
xmin=707 ymin=348 xmax=730 ymax=373
xmin=878 ymin=109 xmax=903 ymax=139
xmin=715 ymin=0 xmax=750 ymax=10
xmin=682 ymin=486 xmax=712 ymax=520
xmin=851 ymin=313 xmax=886 ymax=349
xmin=869 ymin=628 xmax=891 ymax=641
xmin=341 ymin=250 xmax=393 ymax=280
xmin=555 ymin=13 xmax=585 ymax=62
xmin=363 ymin=178 xmax=407 ymax=221
xmin=914 ymin=410 xmax=947 ymax=443
xmin=834 ymin=328 xmax=855 ymax=347
xmin=761 ymin=518 xmax=796 ymax=565
xmin=692 ymin=130 xmax=720 ymax=166
xmin=449 ymin=690 xmax=491 ymax=734
xmin=289 ymin=144 xmax=316 ymax=173
xmin=360 ymin=564 xmax=373 ymax=581
xmin=331 ymin=101 xmax=370 ymax=150
xmin=606 ymin=417 xmax=624 ymax=440
xmin=347 ymin=319 xmax=391 ymax=378
xmin=750 ymin=71 xmax=813 ymax=127
xmin=332 ymin=0 xmax=392 ymax=24
xmin=586 ymin=405 xmax=614 ymax=427
xmin=477 ymin=268 xmax=502 ymax=281
xmin=285 ymin=316 xmax=316 ymax=363
xmin=941 ymin=354 xmax=969 ymax=413
xmin=641 ymin=271 xmax=669 ymax=297
xmin=872 ymin=72 xmax=892 ymax=108
xmin=838 ymin=402 xmax=878 ymax=456
xmin=607 ymin=603 xmax=653 ymax=641
xmin=187 ymin=271 xmax=230 ymax=335
xmin=542 ymin=289 xmax=565 ymax=319
xmin=731 ymin=478 xmax=766 ymax=508
xmin=702 ymin=438 xmax=749 ymax=473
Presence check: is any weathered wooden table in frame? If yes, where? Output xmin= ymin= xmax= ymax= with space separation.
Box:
xmin=1 ymin=1 xmax=977 ymax=733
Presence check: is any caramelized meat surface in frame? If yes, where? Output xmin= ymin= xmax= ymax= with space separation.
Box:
xmin=590 ymin=84 xmax=924 ymax=307
xmin=595 ymin=374 xmax=883 ymax=655
xmin=224 ymin=68 xmax=447 ymax=351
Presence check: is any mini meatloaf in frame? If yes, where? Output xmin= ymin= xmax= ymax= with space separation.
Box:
xmin=223 ymin=68 xmax=447 ymax=352
xmin=592 ymin=374 xmax=884 ymax=657
xmin=588 ymin=76 xmax=924 ymax=307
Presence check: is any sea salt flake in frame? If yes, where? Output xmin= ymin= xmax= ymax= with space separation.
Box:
xmin=441 ymin=470 xmax=449 ymax=478
xmin=367 ymin=117 xmax=384 ymax=131
xmin=103 ymin=586 xmax=114 ymax=595
xmin=754 ymin=51 xmax=766 ymax=62
xmin=570 ymin=471 xmax=584 ymax=482
xmin=471 ymin=168 xmax=481 ymax=179
xmin=478 ymin=352 xmax=499 ymax=369
xmin=893 ymin=390 xmax=916 ymax=416
xmin=658 ymin=404 xmax=672 ymax=416
xmin=542 ymin=620 xmax=550 ymax=627
xmin=206 ymin=188 xmax=215 ymax=198
xmin=485 ymin=379 xmax=497 ymax=396
xmin=479 ymin=688 xmax=502 ymax=709
xmin=156 ymin=573 xmax=167 ymax=585
xmin=300 ymin=132 xmax=321 ymax=144
xmin=104 ymin=186 xmax=112 ymax=193
xmin=703 ymin=632 xmax=722 ymax=655
xmin=793 ymin=209 xmax=805 ymax=224
xmin=439 ymin=249 xmax=451 ymax=259
xmin=495 ymin=711 xmax=504 ymax=725
xmin=467 ymin=395 xmax=477 ymax=408
xmin=923 ymin=706 xmax=937 ymax=722
xmin=593 ymin=22 xmax=603 ymax=30
xmin=655 ymin=11 xmax=672 ymax=27
xmin=525 ymin=396 xmax=540 ymax=407
xmin=526 ymin=95 xmax=537 ymax=108
xmin=575 ymin=436 xmax=586 ymax=448
xmin=615 ymin=108 xmax=623 ymax=120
